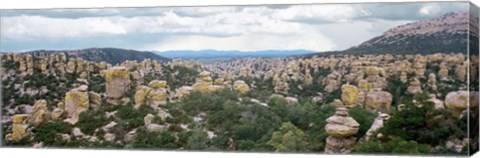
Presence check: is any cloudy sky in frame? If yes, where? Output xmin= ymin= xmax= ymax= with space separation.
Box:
xmin=0 ymin=2 xmax=468 ymax=52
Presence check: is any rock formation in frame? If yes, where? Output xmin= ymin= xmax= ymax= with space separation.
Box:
xmin=105 ymin=66 xmax=130 ymax=105
xmin=365 ymin=90 xmax=393 ymax=113
xmin=325 ymin=108 xmax=359 ymax=154
xmin=445 ymin=91 xmax=469 ymax=118
xmin=233 ymin=80 xmax=250 ymax=94
xmin=28 ymin=100 xmax=50 ymax=127
xmin=407 ymin=78 xmax=423 ymax=94
xmin=134 ymin=85 xmax=151 ymax=109
xmin=64 ymin=85 xmax=90 ymax=124
xmin=192 ymin=71 xmax=217 ymax=93
xmin=147 ymin=80 xmax=168 ymax=107
xmin=7 ymin=114 xmax=30 ymax=141
xmin=361 ymin=113 xmax=390 ymax=142
xmin=341 ymin=84 xmax=359 ymax=107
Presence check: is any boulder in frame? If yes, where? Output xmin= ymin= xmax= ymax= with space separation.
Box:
xmin=146 ymin=124 xmax=167 ymax=133
xmin=64 ymin=85 xmax=90 ymax=124
xmin=233 ymin=80 xmax=250 ymax=94
xmin=175 ymin=86 xmax=193 ymax=100
xmin=134 ymin=86 xmax=151 ymax=109
xmin=147 ymin=80 xmax=168 ymax=107
xmin=365 ymin=91 xmax=392 ymax=113
xmin=104 ymin=133 xmax=116 ymax=142
xmin=341 ymin=84 xmax=359 ymax=107
xmin=445 ymin=91 xmax=469 ymax=118
xmin=144 ymin=114 xmax=155 ymax=126
xmin=11 ymin=114 xmax=30 ymax=141
xmin=72 ymin=127 xmax=85 ymax=138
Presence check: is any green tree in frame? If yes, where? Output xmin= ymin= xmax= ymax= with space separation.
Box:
xmin=187 ymin=123 xmax=209 ymax=150
xmin=267 ymin=122 xmax=309 ymax=152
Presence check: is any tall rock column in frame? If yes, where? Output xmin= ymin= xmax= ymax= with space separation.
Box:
xmin=325 ymin=107 xmax=360 ymax=154
xmin=64 ymin=85 xmax=90 ymax=124
xmin=105 ymin=66 xmax=131 ymax=105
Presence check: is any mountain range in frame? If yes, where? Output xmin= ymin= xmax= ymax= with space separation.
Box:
xmin=21 ymin=48 xmax=171 ymax=65
xmin=153 ymin=49 xmax=315 ymax=62
xmin=309 ymin=11 xmax=478 ymax=57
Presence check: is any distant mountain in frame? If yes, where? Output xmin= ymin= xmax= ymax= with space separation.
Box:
xmin=21 ymin=48 xmax=171 ymax=65
xmin=153 ymin=49 xmax=315 ymax=62
xmin=309 ymin=11 xmax=478 ymax=57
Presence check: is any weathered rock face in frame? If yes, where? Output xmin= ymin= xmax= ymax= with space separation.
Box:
xmin=365 ymin=91 xmax=392 ymax=113
xmin=134 ymin=86 xmax=151 ymax=109
xmin=362 ymin=113 xmax=390 ymax=142
xmin=407 ymin=78 xmax=423 ymax=94
xmin=9 ymin=114 xmax=30 ymax=141
xmin=325 ymin=108 xmax=359 ymax=154
xmin=64 ymin=85 xmax=90 ymax=124
xmin=147 ymin=80 xmax=168 ymax=107
xmin=233 ymin=80 xmax=250 ymax=94
xmin=28 ymin=100 xmax=50 ymax=127
xmin=341 ymin=84 xmax=359 ymax=107
xmin=445 ymin=91 xmax=469 ymax=118
xmin=89 ymin=91 xmax=102 ymax=106
xmin=105 ymin=67 xmax=130 ymax=105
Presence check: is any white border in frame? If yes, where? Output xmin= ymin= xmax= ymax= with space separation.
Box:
xmin=0 ymin=0 xmax=479 ymax=158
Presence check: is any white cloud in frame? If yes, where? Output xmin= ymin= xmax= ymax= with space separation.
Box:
xmin=271 ymin=4 xmax=366 ymax=23
xmin=0 ymin=3 xmax=468 ymax=52
xmin=145 ymin=31 xmax=334 ymax=52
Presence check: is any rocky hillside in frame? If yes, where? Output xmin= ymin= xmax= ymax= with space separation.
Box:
xmin=1 ymin=50 xmax=477 ymax=155
xmin=21 ymin=48 xmax=171 ymax=65
xmin=311 ymin=12 xmax=477 ymax=56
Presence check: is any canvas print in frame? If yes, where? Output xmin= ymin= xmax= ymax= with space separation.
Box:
xmin=0 ymin=1 xmax=479 ymax=156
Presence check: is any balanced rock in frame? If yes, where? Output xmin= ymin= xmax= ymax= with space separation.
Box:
xmin=325 ymin=108 xmax=359 ymax=154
